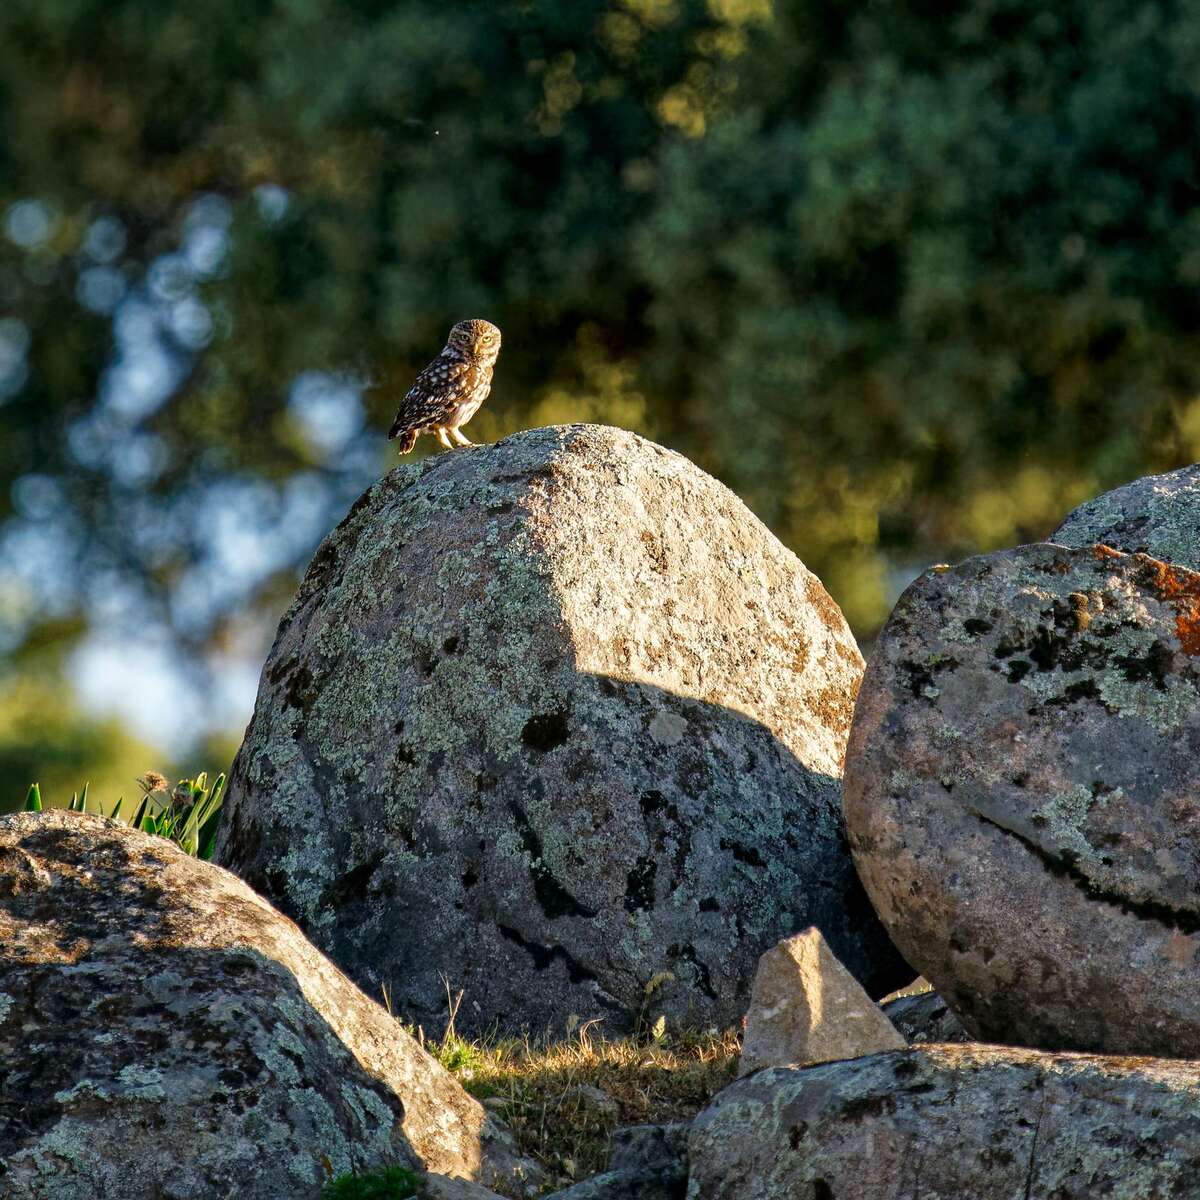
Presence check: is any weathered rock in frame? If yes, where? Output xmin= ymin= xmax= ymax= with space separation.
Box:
xmin=738 ymin=927 xmax=904 ymax=1077
xmin=882 ymin=990 xmax=969 ymax=1044
xmin=1054 ymin=462 xmax=1200 ymax=568
xmin=607 ymin=1123 xmax=689 ymax=1174
xmin=0 ymin=812 xmax=533 ymax=1200
xmin=543 ymin=1166 xmax=685 ymax=1200
xmin=844 ymin=541 xmax=1200 ymax=1055
xmin=689 ymin=1044 xmax=1200 ymax=1199
xmin=539 ymin=1122 xmax=692 ymax=1199
xmin=420 ymin=1176 xmax=506 ymax=1200
xmin=218 ymin=424 xmax=907 ymax=1036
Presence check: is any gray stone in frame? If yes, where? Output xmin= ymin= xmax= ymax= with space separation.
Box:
xmin=688 ymin=1045 xmax=1200 ymax=1199
xmin=844 ymin=541 xmax=1200 ymax=1055
xmin=217 ymin=424 xmax=907 ymax=1036
xmin=543 ymin=1166 xmax=685 ymax=1200
xmin=738 ymin=927 xmax=905 ymax=1077
xmin=0 ymin=811 xmax=534 ymax=1200
xmin=1054 ymin=462 xmax=1200 ymax=568
xmin=419 ymin=1176 xmax=506 ymax=1200
xmin=607 ymin=1122 xmax=689 ymax=1174
xmin=882 ymin=990 xmax=969 ymax=1044
xmin=539 ymin=1122 xmax=694 ymax=1199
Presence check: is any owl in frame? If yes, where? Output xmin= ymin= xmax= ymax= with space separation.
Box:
xmin=388 ymin=319 xmax=502 ymax=453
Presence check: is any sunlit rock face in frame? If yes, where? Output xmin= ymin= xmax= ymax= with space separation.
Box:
xmin=0 ymin=811 xmax=531 ymax=1200
xmin=218 ymin=424 xmax=907 ymax=1037
xmin=846 ymin=541 xmax=1200 ymax=1056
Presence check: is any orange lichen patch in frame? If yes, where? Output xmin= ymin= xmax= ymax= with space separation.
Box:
xmin=811 ymin=680 xmax=856 ymax=738
xmin=1135 ymin=554 xmax=1200 ymax=656
xmin=805 ymin=575 xmax=848 ymax=636
xmin=1091 ymin=544 xmax=1125 ymax=561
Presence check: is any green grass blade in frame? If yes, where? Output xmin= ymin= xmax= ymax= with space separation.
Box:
xmin=130 ymin=794 xmax=150 ymax=831
xmin=24 ymin=783 xmax=42 ymax=812
xmin=111 ymin=795 xmax=124 ymax=822
xmin=80 ymin=781 xmax=89 ymax=813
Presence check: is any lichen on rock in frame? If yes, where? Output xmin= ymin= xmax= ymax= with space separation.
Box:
xmin=845 ymin=541 xmax=1200 ymax=1055
xmin=688 ymin=1044 xmax=1200 ymax=1199
xmin=0 ymin=811 xmax=532 ymax=1199
xmin=217 ymin=423 xmax=907 ymax=1036
xmin=1053 ymin=462 xmax=1200 ymax=570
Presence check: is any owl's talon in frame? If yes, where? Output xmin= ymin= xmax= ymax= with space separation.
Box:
xmin=451 ymin=429 xmax=474 ymax=447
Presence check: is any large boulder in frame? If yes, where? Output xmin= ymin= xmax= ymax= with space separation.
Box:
xmin=0 ymin=812 xmax=532 ymax=1199
xmin=688 ymin=1044 xmax=1200 ymax=1199
xmin=217 ymin=424 xmax=907 ymax=1036
xmin=1054 ymin=462 xmax=1200 ymax=568
xmin=844 ymin=541 xmax=1200 ymax=1055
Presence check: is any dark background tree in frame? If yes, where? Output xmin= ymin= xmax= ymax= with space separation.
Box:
xmin=2 ymin=0 xmax=1199 ymax=778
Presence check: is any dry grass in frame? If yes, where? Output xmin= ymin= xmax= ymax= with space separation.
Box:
xmin=418 ymin=1015 xmax=741 ymax=1195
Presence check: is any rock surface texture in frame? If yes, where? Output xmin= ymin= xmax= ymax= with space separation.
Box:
xmin=217 ymin=424 xmax=905 ymax=1035
xmin=688 ymin=1045 xmax=1200 ymax=1199
xmin=845 ymin=541 xmax=1200 ymax=1055
xmin=738 ymin=927 xmax=904 ymax=1077
xmin=0 ymin=812 xmax=530 ymax=1200
xmin=541 ymin=1122 xmax=690 ymax=1200
xmin=882 ymin=990 xmax=968 ymax=1045
xmin=1054 ymin=462 xmax=1200 ymax=568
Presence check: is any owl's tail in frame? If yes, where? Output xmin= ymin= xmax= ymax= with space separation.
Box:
xmin=391 ymin=426 xmax=418 ymax=454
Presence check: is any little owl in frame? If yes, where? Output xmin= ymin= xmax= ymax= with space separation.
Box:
xmin=388 ymin=319 xmax=502 ymax=453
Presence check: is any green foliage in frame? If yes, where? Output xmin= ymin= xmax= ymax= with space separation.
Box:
xmin=21 ymin=772 xmax=226 ymax=858
xmin=0 ymin=669 xmax=166 ymax=815
xmin=321 ymin=1166 xmax=420 ymax=1200
xmin=2 ymin=0 xmax=1199 ymax=646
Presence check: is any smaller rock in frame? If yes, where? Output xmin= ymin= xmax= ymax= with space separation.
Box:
xmin=607 ymin=1123 xmax=689 ymax=1174
xmin=542 ymin=1168 xmax=685 ymax=1200
xmin=419 ymin=1176 xmax=506 ymax=1200
xmin=540 ymin=1121 xmax=692 ymax=1199
xmin=738 ymin=926 xmax=905 ymax=1077
xmin=883 ymin=990 xmax=969 ymax=1044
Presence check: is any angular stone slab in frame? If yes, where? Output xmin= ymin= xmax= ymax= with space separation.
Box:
xmin=1054 ymin=463 xmax=1200 ymax=569
xmin=738 ymin=927 xmax=904 ymax=1077
xmin=689 ymin=1045 xmax=1200 ymax=1199
xmin=882 ymin=990 xmax=968 ymax=1044
xmin=845 ymin=542 xmax=1200 ymax=1055
xmin=218 ymin=424 xmax=907 ymax=1036
xmin=0 ymin=812 xmax=532 ymax=1199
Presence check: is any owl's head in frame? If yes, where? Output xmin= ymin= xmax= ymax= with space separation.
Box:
xmin=448 ymin=318 xmax=501 ymax=361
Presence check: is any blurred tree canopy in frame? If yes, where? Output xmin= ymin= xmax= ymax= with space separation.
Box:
xmin=2 ymin=0 xmax=1200 ymax=699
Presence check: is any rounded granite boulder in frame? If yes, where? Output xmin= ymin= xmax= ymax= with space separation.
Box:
xmin=844 ymin=541 xmax=1200 ymax=1055
xmin=217 ymin=423 xmax=908 ymax=1036
xmin=0 ymin=811 xmax=531 ymax=1200
xmin=1053 ymin=462 xmax=1200 ymax=568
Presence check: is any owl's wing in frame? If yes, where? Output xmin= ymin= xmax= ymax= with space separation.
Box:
xmin=388 ymin=356 xmax=472 ymax=438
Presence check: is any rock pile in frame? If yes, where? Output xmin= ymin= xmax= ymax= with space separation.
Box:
xmin=15 ymin=432 xmax=1200 ymax=1199
xmin=216 ymin=424 xmax=906 ymax=1036
xmin=0 ymin=811 xmax=532 ymax=1199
